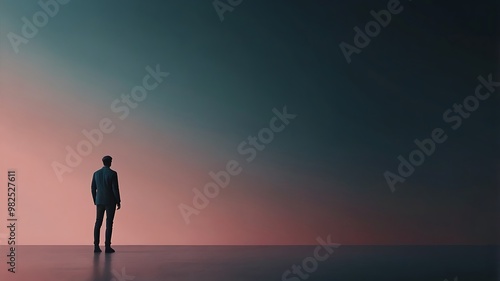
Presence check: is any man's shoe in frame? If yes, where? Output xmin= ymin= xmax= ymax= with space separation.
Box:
xmin=105 ymin=247 xmax=115 ymax=253
xmin=94 ymin=246 xmax=102 ymax=253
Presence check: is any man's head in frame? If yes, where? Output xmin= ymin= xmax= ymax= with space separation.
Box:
xmin=102 ymin=155 xmax=112 ymax=167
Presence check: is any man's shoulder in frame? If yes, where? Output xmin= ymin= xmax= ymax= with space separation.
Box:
xmin=95 ymin=166 xmax=117 ymax=175
xmin=106 ymin=167 xmax=118 ymax=175
xmin=93 ymin=167 xmax=108 ymax=175
xmin=95 ymin=167 xmax=105 ymax=173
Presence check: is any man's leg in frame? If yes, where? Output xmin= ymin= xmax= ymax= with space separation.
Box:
xmin=94 ymin=205 xmax=106 ymax=251
xmin=104 ymin=204 xmax=116 ymax=251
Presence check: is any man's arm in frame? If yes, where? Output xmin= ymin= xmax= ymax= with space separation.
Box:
xmin=91 ymin=173 xmax=97 ymax=205
xmin=112 ymin=172 xmax=121 ymax=208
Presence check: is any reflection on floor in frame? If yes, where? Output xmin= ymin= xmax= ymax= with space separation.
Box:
xmin=0 ymin=245 xmax=497 ymax=281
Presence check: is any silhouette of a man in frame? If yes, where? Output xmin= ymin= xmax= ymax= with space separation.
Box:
xmin=92 ymin=155 xmax=121 ymax=253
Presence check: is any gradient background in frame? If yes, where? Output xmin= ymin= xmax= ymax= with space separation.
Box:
xmin=0 ymin=0 xmax=498 ymax=245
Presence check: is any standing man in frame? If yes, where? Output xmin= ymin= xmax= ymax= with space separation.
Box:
xmin=91 ymin=155 xmax=121 ymax=253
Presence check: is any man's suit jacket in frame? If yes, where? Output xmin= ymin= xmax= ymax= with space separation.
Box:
xmin=91 ymin=166 xmax=121 ymax=206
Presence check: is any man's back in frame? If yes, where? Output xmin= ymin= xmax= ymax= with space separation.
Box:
xmin=92 ymin=166 xmax=121 ymax=205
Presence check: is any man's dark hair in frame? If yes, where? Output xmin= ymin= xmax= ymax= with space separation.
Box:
xmin=102 ymin=155 xmax=112 ymax=167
